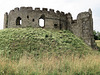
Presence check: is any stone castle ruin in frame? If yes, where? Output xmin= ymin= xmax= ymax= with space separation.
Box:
xmin=4 ymin=7 xmax=95 ymax=48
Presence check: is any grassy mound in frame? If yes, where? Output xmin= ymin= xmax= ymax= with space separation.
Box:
xmin=0 ymin=28 xmax=92 ymax=59
xmin=0 ymin=28 xmax=100 ymax=75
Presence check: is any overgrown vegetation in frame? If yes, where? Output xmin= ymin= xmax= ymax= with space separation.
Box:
xmin=0 ymin=28 xmax=100 ymax=75
xmin=0 ymin=28 xmax=91 ymax=60
xmin=0 ymin=53 xmax=100 ymax=75
xmin=94 ymin=30 xmax=100 ymax=40
xmin=95 ymin=40 xmax=100 ymax=50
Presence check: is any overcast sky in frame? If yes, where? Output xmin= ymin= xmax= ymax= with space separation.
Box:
xmin=0 ymin=0 xmax=100 ymax=31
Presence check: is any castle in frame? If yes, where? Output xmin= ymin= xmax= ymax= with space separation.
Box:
xmin=4 ymin=7 xmax=95 ymax=48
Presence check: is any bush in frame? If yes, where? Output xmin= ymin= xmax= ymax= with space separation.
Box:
xmin=94 ymin=30 xmax=100 ymax=40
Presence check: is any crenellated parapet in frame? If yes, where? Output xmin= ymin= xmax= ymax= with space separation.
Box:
xmin=9 ymin=7 xmax=66 ymax=16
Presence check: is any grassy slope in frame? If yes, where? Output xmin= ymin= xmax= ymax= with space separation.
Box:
xmin=0 ymin=28 xmax=100 ymax=75
xmin=0 ymin=28 xmax=92 ymax=59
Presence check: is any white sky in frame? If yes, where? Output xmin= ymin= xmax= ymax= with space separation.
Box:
xmin=0 ymin=0 xmax=100 ymax=31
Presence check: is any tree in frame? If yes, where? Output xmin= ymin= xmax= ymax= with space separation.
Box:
xmin=94 ymin=30 xmax=100 ymax=40
xmin=97 ymin=31 xmax=100 ymax=40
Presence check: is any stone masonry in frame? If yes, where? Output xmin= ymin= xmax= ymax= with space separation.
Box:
xmin=4 ymin=7 xmax=95 ymax=48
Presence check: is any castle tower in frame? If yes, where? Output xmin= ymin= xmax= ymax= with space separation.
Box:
xmin=77 ymin=9 xmax=95 ymax=48
xmin=67 ymin=9 xmax=96 ymax=48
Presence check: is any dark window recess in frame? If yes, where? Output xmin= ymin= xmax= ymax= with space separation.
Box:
xmin=32 ymin=19 xmax=35 ymax=22
xmin=16 ymin=17 xmax=22 ymax=25
xmin=54 ymin=24 xmax=58 ymax=28
xmin=27 ymin=16 xmax=29 ymax=19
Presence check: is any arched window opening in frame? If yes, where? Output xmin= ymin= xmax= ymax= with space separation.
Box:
xmin=39 ymin=19 xmax=44 ymax=27
xmin=39 ymin=15 xmax=45 ymax=27
xmin=16 ymin=17 xmax=22 ymax=25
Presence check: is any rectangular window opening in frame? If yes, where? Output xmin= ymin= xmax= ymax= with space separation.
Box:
xmin=54 ymin=24 xmax=58 ymax=28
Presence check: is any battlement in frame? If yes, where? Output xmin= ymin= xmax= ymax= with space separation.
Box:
xmin=14 ymin=7 xmax=19 ymax=11
xmin=20 ymin=7 xmax=33 ymax=11
xmin=42 ymin=8 xmax=48 ymax=11
xmin=9 ymin=7 xmax=67 ymax=16
xmin=35 ymin=8 xmax=40 ymax=11
xmin=56 ymin=10 xmax=60 ymax=14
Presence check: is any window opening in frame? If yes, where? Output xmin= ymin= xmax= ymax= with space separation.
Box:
xmin=16 ymin=17 xmax=22 ymax=25
xmin=54 ymin=24 xmax=58 ymax=28
xmin=27 ymin=16 xmax=29 ymax=19
xmin=32 ymin=19 xmax=35 ymax=22
xmin=39 ymin=14 xmax=45 ymax=27
xmin=39 ymin=19 xmax=44 ymax=27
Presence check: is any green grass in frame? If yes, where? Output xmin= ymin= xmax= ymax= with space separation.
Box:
xmin=0 ymin=53 xmax=100 ymax=75
xmin=0 ymin=27 xmax=92 ymax=60
xmin=95 ymin=40 xmax=100 ymax=51
xmin=0 ymin=28 xmax=100 ymax=75
xmin=96 ymin=40 xmax=100 ymax=47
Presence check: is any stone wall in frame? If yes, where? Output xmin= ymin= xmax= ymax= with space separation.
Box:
xmin=4 ymin=7 xmax=67 ymax=30
xmin=4 ymin=7 xmax=96 ymax=48
xmin=69 ymin=9 xmax=95 ymax=48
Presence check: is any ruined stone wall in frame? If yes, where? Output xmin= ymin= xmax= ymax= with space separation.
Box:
xmin=4 ymin=7 xmax=67 ymax=30
xmin=4 ymin=12 xmax=8 ymax=29
xmin=4 ymin=7 xmax=96 ymax=48
xmin=69 ymin=9 xmax=95 ymax=48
